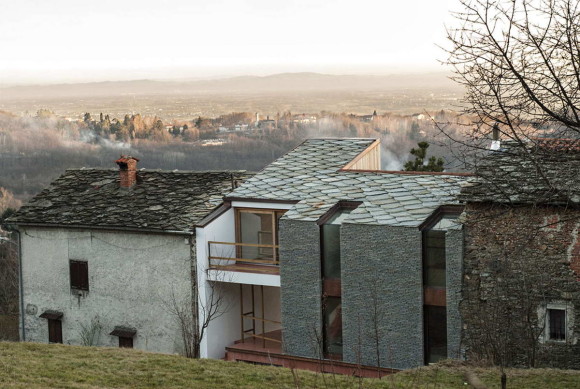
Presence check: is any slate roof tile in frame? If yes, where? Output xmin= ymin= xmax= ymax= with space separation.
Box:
xmin=228 ymin=138 xmax=467 ymax=227
xmin=9 ymin=169 xmax=252 ymax=234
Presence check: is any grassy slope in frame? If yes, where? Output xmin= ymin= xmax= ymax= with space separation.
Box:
xmin=0 ymin=342 xmax=579 ymax=389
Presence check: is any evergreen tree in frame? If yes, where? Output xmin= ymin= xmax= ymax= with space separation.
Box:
xmin=404 ymin=142 xmax=444 ymax=172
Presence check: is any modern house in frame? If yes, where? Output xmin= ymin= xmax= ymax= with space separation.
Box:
xmin=8 ymin=156 xmax=249 ymax=353
xmin=195 ymin=138 xmax=470 ymax=372
xmin=459 ymin=138 xmax=580 ymax=368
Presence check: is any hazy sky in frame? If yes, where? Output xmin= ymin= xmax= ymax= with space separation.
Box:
xmin=0 ymin=0 xmax=459 ymax=85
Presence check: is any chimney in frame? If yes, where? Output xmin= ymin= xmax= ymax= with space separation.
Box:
xmin=115 ymin=156 xmax=139 ymax=188
xmin=490 ymin=123 xmax=501 ymax=151
xmin=492 ymin=123 xmax=500 ymax=140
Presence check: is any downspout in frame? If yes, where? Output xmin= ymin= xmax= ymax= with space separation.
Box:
xmin=12 ymin=229 xmax=25 ymax=341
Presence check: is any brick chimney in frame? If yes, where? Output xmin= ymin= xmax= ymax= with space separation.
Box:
xmin=115 ymin=156 xmax=139 ymax=188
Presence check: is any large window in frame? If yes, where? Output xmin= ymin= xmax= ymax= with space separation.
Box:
xmin=236 ymin=209 xmax=285 ymax=263
xmin=69 ymin=260 xmax=89 ymax=291
xmin=320 ymin=205 xmax=355 ymax=359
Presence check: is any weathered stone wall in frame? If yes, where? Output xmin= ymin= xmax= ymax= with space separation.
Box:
xmin=278 ymin=219 xmax=322 ymax=359
xmin=20 ymin=227 xmax=192 ymax=354
xmin=461 ymin=203 xmax=580 ymax=368
xmin=446 ymin=228 xmax=464 ymax=359
xmin=341 ymin=223 xmax=424 ymax=370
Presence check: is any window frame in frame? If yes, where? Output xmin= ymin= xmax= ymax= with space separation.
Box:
xmin=69 ymin=259 xmax=89 ymax=291
xmin=234 ymin=208 xmax=286 ymax=262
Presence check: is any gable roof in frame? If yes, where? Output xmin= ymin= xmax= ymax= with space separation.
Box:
xmin=228 ymin=138 xmax=468 ymax=227
xmin=8 ymin=169 xmax=251 ymax=234
xmin=459 ymin=139 xmax=580 ymax=205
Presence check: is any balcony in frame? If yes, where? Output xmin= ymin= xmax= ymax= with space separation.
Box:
xmin=208 ymin=241 xmax=280 ymax=275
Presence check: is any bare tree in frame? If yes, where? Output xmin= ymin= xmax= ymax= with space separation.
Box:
xmin=438 ymin=0 xmax=580 ymax=377
xmin=167 ymin=266 xmax=231 ymax=358
xmin=442 ymin=0 xmax=580 ymax=194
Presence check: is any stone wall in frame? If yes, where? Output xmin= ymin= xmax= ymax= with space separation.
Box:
xmin=278 ymin=219 xmax=322 ymax=359
xmin=341 ymin=223 xmax=424 ymax=370
xmin=446 ymin=228 xmax=464 ymax=359
xmin=461 ymin=203 xmax=580 ymax=368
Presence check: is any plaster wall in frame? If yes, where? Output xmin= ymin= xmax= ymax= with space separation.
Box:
xmin=20 ymin=227 xmax=191 ymax=354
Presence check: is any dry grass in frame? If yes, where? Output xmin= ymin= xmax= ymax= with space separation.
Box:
xmin=0 ymin=342 xmax=579 ymax=389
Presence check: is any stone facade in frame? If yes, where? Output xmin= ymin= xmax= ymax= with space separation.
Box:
xmin=279 ymin=219 xmax=322 ymax=359
xmin=20 ymin=227 xmax=192 ymax=354
xmin=461 ymin=203 xmax=580 ymax=368
xmin=341 ymin=224 xmax=424 ymax=369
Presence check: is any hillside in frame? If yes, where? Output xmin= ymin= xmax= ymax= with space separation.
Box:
xmin=0 ymin=72 xmax=461 ymax=100
xmin=0 ymin=342 xmax=579 ymax=388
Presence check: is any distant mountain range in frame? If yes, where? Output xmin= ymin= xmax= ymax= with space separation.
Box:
xmin=0 ymin=72 xmax=461 ymax=100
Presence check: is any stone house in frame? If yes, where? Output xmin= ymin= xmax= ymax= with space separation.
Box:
xmin=195 ymin=138 xmax=470 ymax=373
xmin=459 ymin=139 xmax=580 ymax=368
xmin=8 ymin=156 xmax=249 ymax=353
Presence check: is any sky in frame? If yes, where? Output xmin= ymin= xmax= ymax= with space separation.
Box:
xmin=0 ymin=0 xmax=459 ymax=85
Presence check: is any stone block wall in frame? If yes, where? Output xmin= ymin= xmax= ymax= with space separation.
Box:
xmin=278 ymin=219 xmax=322 ymax=359
xmin=461 ymin=203 xmax=580 ymax=368
xmin=341 ymin=223 xmax=424 ymax=370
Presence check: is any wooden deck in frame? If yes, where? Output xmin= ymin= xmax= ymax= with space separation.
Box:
xmin=209 ymin=263 xmax=280 ymax=275
xmin=225 ymin=330 xmax=398 ymax=378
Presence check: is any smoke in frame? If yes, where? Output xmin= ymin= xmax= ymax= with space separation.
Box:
xmin=79 ymin=129 xmax=132 ymax=150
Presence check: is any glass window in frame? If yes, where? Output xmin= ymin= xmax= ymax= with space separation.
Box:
xmin=237 ymin=209 xmax=286 ymax=263
xmin=323 ymin=297 xmax=342 ymax=356
xmin=321 ymin=209 xmax=351 ymax=280
xmin=423 ymin=230 xmax=446 ymax=288
xmin=424 ymin=305 xmax=447 ymax=364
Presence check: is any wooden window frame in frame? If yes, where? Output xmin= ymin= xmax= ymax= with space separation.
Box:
xmin=69 ymin=260 xmax=89 ymax=291
xmin=234 ymin=208 xmax=286 ymax=261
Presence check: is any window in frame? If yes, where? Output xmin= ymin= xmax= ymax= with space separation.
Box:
xmin=236 ymin=209 xmax=286 ymax=263
xmin=110 ymin=326 xmax=136 ymax=348
xmin=423 ymin=230 xmax=446 ymax=288
xmin=548 ymin=308 xmax=566 ymax=341
xmin=39 ymin=310 xmax=63 ymax=344
xmin=118 ymin=336 xmax=134 ymax=348
xmin=319 ymin=203 xmax=358 ymax=360
xmin=69 ymin=260 xmax=89 ymax=291
xmin=48 ymin=319 xmax=63 ymax=344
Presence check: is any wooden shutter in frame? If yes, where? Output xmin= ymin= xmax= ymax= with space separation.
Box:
xmin=48 ymin=319 xmax=63 ymax=344
xmin=70 ymin=260 xmax=89 ymax=291
xmin=118 ymin=337 xmax=133 ymax=348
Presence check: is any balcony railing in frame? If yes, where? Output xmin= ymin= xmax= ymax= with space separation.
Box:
xmin=208 ymin=241 xmax=280 ymax=271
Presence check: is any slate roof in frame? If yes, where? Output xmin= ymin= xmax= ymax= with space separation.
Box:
xmin=8 ymin=169 xmax=251 ymax=234
xmin=228 ymin=138 xmax=468 ymax=227
xmin=459 ymin=139 xmax=580 ymax=205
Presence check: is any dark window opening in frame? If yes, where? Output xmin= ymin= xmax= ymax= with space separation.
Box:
xmin=548 ymin=309 xmax=566 ymax=341
xmin=423 ymin=230 xmax=446 ymax=288
xmin=323 ymin=296 xmax=342 ymax=358
xmin=118 ymin=336 xmax=134 ymax=348
xmin=424 ymin=305 xmax=447 ymax=364
xmin=48 ymin=319 xmax=63 ymax=344
xmin=110 ymin=326 xmax=137 ymax=348
xmin=69 ymin=260 xmax=89 ymax=291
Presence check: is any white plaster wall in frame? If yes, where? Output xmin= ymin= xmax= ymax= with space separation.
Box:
xmin=21 ymin=227 xmax=192 ymax=354
xmin=196 ymin=205 xmax=285 ymax=358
